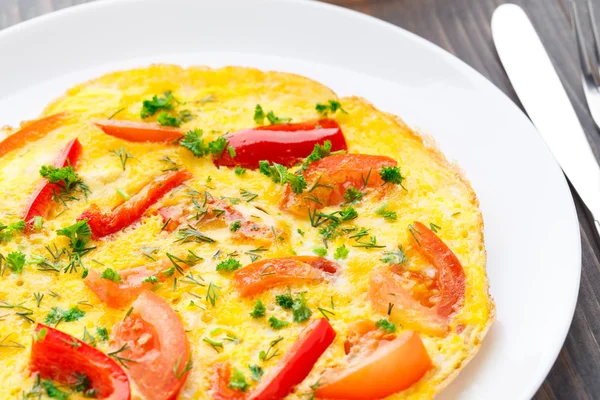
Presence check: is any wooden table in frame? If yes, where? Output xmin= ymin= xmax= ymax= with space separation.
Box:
xmin=1 ymin=0 xmax=598 ymax=398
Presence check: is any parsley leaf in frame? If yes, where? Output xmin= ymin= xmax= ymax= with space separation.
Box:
xmin=56 ymin=220 xmax=92 ymax=252
xmin=42 ymin=380 xmax=69 ymax=400
xmin=229 ymin=369 xmax=250 ymax=392
xmin=96 ymin=327 xmax=109 ymax=342
xmin=227 ymin=146 xmax=236 ymax=158
xmin=40 ymin=165 xmax=90 ymax=203
xmin=334 ymin=245 xmax=349 ymax=260
xmin=375 ymin=318 xmax=397 ymax=333
xmin=216 ymin=258 xmax=242 ymax=272
xmin=101 ymin=268 xmax=122 ymax=283
xmin=157 ymin=110 xmax=194 ymax=127
xmin=5 ymin=251 xmax=25 ymax=274
xmin=230 ymin=221 xmax=242 ymax=232
xmin=249 ymin=364 xmax=264 ymax=381
xmin=375 ymin=203 xmax=397 ymax=220
xmin=315 ymin=100 xmax=347 ymax=117
xmin=180 ymin=129 xmax=207 ymax=157
xmin=45 ymin=306 xmax=85 ymax=325
xmin=235 ymin=166 xmax=246 ymax=176
xmin=258 ymin=161 xmax=307 ymax=194
xmin=254 ymin=104 xmax=266 ymax=125
xmin=254 ymin=104 xmax=291 ymax=125
xmin=312 ymin=247 xmax=327 ymax=256
xmin=266 ymin=111 xmax=291 ymax=125
xmin=0 ymin=220 xmax=25 ymax=243
xmin=379 ymin=166 xmax=405 ymax=186
xmin=275 ymin=294 xmax=294 ymax=309
xmin=268 ymin=316 xmax=289 ymax=330
xmin=208 ymin=137 xmax=228 ymax=157
xmin=344 ymin=187 xmax=363 ymax=203
xmin=250 ymin=299 xmax=266 ymax=318
xmin=140 ymin=91 xmax=176 ymax=118
xmin=292 ymin=293 xmax=312 ymax=323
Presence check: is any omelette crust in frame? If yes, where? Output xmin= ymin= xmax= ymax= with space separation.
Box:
xmin=0 ymin=65 xmax=493 ymax=400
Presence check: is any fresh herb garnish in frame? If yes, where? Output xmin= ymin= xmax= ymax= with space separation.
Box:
xmin=379 ymin=166 xmax=405 ymax=187
xmin=375 ymin=318 xmax=397 ymax=333
xmin=40 ymin=165 xmax=90 ymax=204
xmin=140 ymin=91 xmax=176 ymax=118
xmin=45 ymin=306 xmax=85 ymax=325
xmin=312 ymin=247 xmax=327 ymax=256
xmin=268 ymin=316 xmax=289 ymax=330
xmin=292 ymin=293 xmax=312 ymax=323
xmin=343 ymin=187 xmax=363 ymax=203
xmin=5 ymin=251 xmax=25 ymax=274
xmin=157 ymin=110 xmax=194 ymax=127
xmin=333 ymin=245 xmax=349 ymax=260
xmin=110 ymin=146 xmax=133 ymax=171
xmin=230 ymin=221 xmax=242 ymax=232
xmin=216 ymin=258 xmax=242 ymax=272
xmin=253 ymin=104 xmax=291 ymax=125
xmin=375 ymin=203 xmax=397 ymax=221
xmin=276 ymin=293 xmax=294 ymax=309
xmin=259 ymin=336 xmax=284 ymax=362
xmin=429 ymin=223 xmax=441 ymax=233
xmin=381 ymin=247 xmax=407 ymax=264
xmin=229 ymin=369 xmax=250 ymax=392
xmin=315 ymin=100 xmax=347 ymax=117
xmin=259 ymin=161 xmax=307 ymax=194
xmin=249 ymin=365 xmax=264 ymax=381
xmin=42 ymin=379 xmax=69 ymax=400
xmin=101 ymin=268 xmax=122 ymax=283
xmin=235 ymin=166 xmax=247 ymax=176
xmin=250 ymin=299 xmax=266 ymax=318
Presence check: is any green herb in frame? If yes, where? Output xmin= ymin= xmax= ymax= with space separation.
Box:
xmin=216 ymin=258 xmax=242 ymax=272
xmin=250 ymin=299 xmax=266 ymax=318
xmin=203 ymin=337 xmax=224 ymax=352
xmin=206 ymin=282 xmax=221 ymax=307
xmin=35 ymin=327 xmax=48 ymax=342
xmin=429 ymin=223 xmax=441 ymax=233
xmin=141 ymin=91 xmax=176 ymax=118
xmin=229 ymin=369 xmax=250 ymax=392
xmin=72 ymin=372 xmax=92 ymax=393
xmin=227 ymin=146 xmax=236 ymax=158
xmin=101 ymin=268 xmax=122 ymax=283
xmin=267 ymin=111 xmax=291 ymax=125
xmin=376 ymin=203 xmax=397 ymax=221
xmin=157 ymin=110 xmax=194 ymax=127
xmin=297 ymin=141 xmax=334 ymax=174
xmin=379 ymin=166 xmax=405 ymax=187
xmin=276 ymin=294 xmax=294 ymax=309
xmin=180 ymin=129 xmax=206 ymax=157
xmin=258 ymin=161 xmax=307 ymax=194
xmin=297 ymin=228 xmax=305 ymax=236
xmin=109 ymin=146 xmax=133 ymax=170
xmin=268 ymin=316 xmax=289 ymax=330
xmin=176 ymin=226 xmax=216 ymax=244
xmin=259 ymin=336 xmax=284 ymax=362
xmin=96 ymin=327 xmax=109 ymax=342
xmin=33 ymin=292 xmax=44 ymax=307
xmin=42 ymin=379 xmax=69 ymax=400
xmin=381 ymin=247 xmax=406 ymax=264
xmin=6 ymin=251 xmax=25 ymax=274
xmin=375 ymin=318 xmax=397 ymax=333
xmin=45 ymin=306 xmax=85 ymax=325
xmin=174 ymin=356 xmax=193 ymax=380
xmin=312 ymin=247 xmax=327 ymax=256
xmin=230 ymin=221 xmax=242 ymax=232
xmin=352 ymin=235 xmax=385 ymax=249
xmin=254 ymin=104 xmax=266 ymax=124
xmin=292 ymin=293 xmax=312 ymax=323
xmin=408 ymin=223 xmax=421 ymax=246
xmin=107 ymin=107 xmax=125 ymax=120
xmin=315 ymin=100 xmax=347 ymax=117
xmin=344 ymin=187 xmax=363 ymax=203
xmin=333 ymin=245 xmax=349 ymax=260
xmin=249 ymin=365 xmax=264 ymax=381
xmin=240 ymin=189 xmax=258 ymax=202
xmin=56 ymin=220 xmax=92 ymax=253
xmin=141 ymin=275 xmax=158 ymax=284
xmin=117 ymin=189 xmax=130 ymax=201
xmin=40 ymin=165 xmax=90 ymax=203
xmin=235 ymin=166 xmax=247 ymax=176
xmin=34 ymin=216 xmax=44 ymax=231
xmin=108 ymin=343 xmax=136 ymax=368
xmin=317 ymin=307 xmax=335 ymax=321
xmin=208 ymin=137 xmax=228 ymax=157
xmin=0 ymin=220 xmax=26 ymax=242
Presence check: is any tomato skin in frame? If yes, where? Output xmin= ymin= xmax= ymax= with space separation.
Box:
xmin=211 ymin=363 xmax=248 ymax=400
xmin=215 ymin=119 xmax=347 ymax=169
xmin=0 ymin=113 xmax=67 ymax=158
xmin=315 ymin=331 xmax=431 ymax=399
xmin=232 ymin=257 xmax=338 ymax=297
xmin=23 ymin=138 xmax=82 ymax=223
xmin=111 ymin=291 xmax=190 ymax=400
xmin=281 ymin=154 xmax=397 ymax=213
xmin=30 ymin=324 xmax=130 ymax=400
xmin=79 ymin=169 xmax=192 ymax=239
xmin=411 ymin=221 xmax=466 ymax=318
xmin=95 ymin=120 xmax=182 ymax=142
xmin=249 ymin=318 xmax=336 ymax=400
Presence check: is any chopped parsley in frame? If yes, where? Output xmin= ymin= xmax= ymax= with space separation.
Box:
xmin=142 ymin=275 xmax=158 ymax=284
xmin=253 ymin=104 xmax=291 ymax=125
xmin=42 ymin=380 xmax=69 ymax=400
xmin=45 ymin=306 xmax=85 ymax=325
xmin=235 ymin=166 xmax=247 ymax=176
xmin=297 ymin=140 xmax=334 ymax=174
xmin=375 ymin=203 xmax=397 ymax=221
xmin=268 ymin=316 xmax=289 ymax=330
xmin=275 ymin=293 xmax=294 ymax=309
xmin=250 ymin=299 xmax=266 ymax=318
xmin=96 ymin=327 xmax=109 ymax=342
xmin=375 ymin=318 xmax=397 ymax=333
xmin=229 ymin=369 xmax=250 ymax=392
xmin=56 ymin=220 xmax=92 ymax=253
xmin=344 ymin=187 xmax=363 ymax=203
xmin=0 ymin=220 xmax=25 ymax=242
xmin=227 ymin=146 xmax=236 ymax=158
xmin=208 ymin=137 xmax=227 ymax=157
xmin=379 ymin=166 xmax=405 ymax=186
xmin=216 ymin=258 xmax=242 ymax=272
xmin=179 ymin=129 xmax=229 ymax=158
xmin=315 ymin=100 xmax=347 ymax=117
xmin=39 ymin=165 xmax=90 ymax=203
xmin=258 ymin=161 xmax=307 ymax=194
xmin=249 ymin=364 xmax=264 ymax=381
xmin=333 ymin=245 xmax=349 ymax=260
xmin=312 ymin=247 xmax=327 ymax=256
xmin=5 ymin=251 xmax=25 ymax=274
xmin=230 ymin=221 xmax=242 ymax=232
xmin=140 ymin=91 xmax=176 ymax=118
xmin=157 ymin=110 xmax=194 ymax=127
xmin=101 ymin=268 xmax=122 ymax=283
xmin=292 ymin=293 xmax=312 ymax=323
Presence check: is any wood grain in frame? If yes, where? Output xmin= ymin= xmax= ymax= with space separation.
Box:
xmin=1 ymin=0 xmax=599 ymax=399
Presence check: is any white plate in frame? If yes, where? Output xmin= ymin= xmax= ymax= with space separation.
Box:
xmin=0 ymin=0 xmax=580 ymax=398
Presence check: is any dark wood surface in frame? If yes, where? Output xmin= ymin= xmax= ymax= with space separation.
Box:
xmin=1 ymin=0 xmax=598 ymax=399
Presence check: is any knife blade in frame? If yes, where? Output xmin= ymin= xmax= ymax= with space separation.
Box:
xmin=492 ymin=4 xmax=600 ymax=227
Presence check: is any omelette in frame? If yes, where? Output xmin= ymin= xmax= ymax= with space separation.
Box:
xmin=0 ymin=65 xmax=494 ymax=400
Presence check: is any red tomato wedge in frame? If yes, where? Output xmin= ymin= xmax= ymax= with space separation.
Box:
xmin=23 ymin=138 xmax=82 ymax=223
xmin=214 ymin=119 xmax=347 ymax=169
xmin=315 ymin=330 xmax=431 ymax=399
xmin=211 ymin=363 xmax=248 ymax=400
xmin=84 ymin=258 xmax=180 ymax=308
xmin=410 ymin=221 xmax=466 ymax=318
xmin=0 ymin=113 xmax=67 ymax=158
xmin=95 ymin=120 xmax=182 ymax=142
xmin=111 ymin=291 xmax=190 ymax=400
xmin=30 ymin=324 xmax=130 ymax=400
xmin=79 ymin=169 xmax=192 ymax=239
xmin=232 ymin=257 xmax=338 ymax=297
xmin=280 ymin=154 xmax=397 ymax=213
xmin=248 ymin=318 xmax=336 ymax=400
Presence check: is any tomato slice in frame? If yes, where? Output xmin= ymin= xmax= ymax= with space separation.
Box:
xmin=211 ymin=363 xmax=248 ymax=400
xmin=410 ymin=221 xmax=466 ymax=318
xmin=315 ymin=330 xmax=431 ymax=399
xmin=0 ymin=113 xmax=67 ymax=158
xmin=248 ymin=318 xmax=336 ymax=400
xmin=214 ymin=119 xmax=347 ymax=169
xmin=79 ymin=169 xmax=193 ymax=239
xmin=157 ymin=206 xmax=184 ymax=232
xmin=232 ymin=257 xmax=338 ymax=297
xmin=23 ymin=138 xmax=82 ymax=223
xmin=280 ymin=154 xmax=397 ymax=213
xmin=95 ymin=120 xmax=182 ymax=142
xmin=30 ymin=324 xmax=130 ymax=400
xmin=84 ymin=259 xmax=178 ymax=308
xmin=111 ymin=291 xmax=190 ymax=400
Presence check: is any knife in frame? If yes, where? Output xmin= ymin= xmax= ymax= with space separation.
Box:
xmin=492 ymin=4 xmax=600 ymax=234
